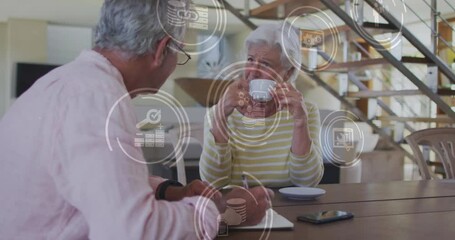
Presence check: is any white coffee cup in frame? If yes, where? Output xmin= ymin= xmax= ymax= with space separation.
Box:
xmin=249 ymin=79 xmax=276 ymax=102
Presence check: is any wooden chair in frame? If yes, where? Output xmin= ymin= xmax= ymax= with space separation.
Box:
xmin=405 ymin=128 xmax=455 ymax=180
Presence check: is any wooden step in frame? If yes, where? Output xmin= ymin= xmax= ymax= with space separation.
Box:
xmin=250 ymin=0 xmax=345 ymax=19
xmin=401 ymin=56 xmax=432 ymax=64
xmin=175 ymin=78 xmax=234 ymax=107
xmin=437 ymin=88 xmax=455 ymax=96
xmin=323 ymin=57 xmax=431 ymax=71
xmin=320 ymin=25 xmax=352 ymax=37
xmin=377 ymin=116 xmax=455 ymax=124
xmin=346 ymin=90 xmax=421 ymax=98
xmin=321 ymin=22 xmax=398 ymax=37
xmin=362 ymin=22 xmax=398 ymax=31
xmin=325 ymin=58 xmax=388 ymax=70
xmin=347 ymin=88 xmax=455 ymax=98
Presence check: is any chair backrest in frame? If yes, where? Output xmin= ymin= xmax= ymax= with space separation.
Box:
xmin=405 ymin=128 xmax=455 ymax=180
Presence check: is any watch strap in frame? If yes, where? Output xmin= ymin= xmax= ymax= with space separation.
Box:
xmin=156 ymin=179 xmax=183 ymax=200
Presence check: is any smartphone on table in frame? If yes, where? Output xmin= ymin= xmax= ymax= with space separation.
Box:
xmin=297 ymin=210 xmax=354 ymax=224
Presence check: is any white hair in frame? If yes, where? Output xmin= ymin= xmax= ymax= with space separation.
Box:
xmin=245 ymin=22 xmax=302 ymax=84
xmin=94 ymin=0 xmax=189 ymax=59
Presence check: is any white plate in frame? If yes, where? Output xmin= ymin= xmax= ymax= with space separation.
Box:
xmin=279 ymin=187 xmax=326 ymax=200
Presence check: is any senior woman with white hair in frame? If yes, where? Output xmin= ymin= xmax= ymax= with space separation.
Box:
xmin=200 ymin=22 xmax=324 ymax=188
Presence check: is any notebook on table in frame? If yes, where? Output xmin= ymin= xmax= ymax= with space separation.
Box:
xmin=230 ymin=209 xmax=294 ymax=230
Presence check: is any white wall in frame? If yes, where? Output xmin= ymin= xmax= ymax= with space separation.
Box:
xmin=402 ymin=21 xmax=432 ymax=55
xmin=226 ymin=26 xmax=251 ymax=61
xmin=5 ymin=19 xmax=47 ymax=113
xmin=0 ymin=23 xmax=7 ymax=117
xmin=47 ymin=25 xmax=93 ymax=65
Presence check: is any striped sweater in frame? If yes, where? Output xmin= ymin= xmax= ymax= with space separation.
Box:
xmin=199 ymin=102 xmax=324 ymax=188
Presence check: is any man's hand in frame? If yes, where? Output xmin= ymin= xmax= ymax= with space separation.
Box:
xmin=164 ymin=180 xmax=222 ymax=202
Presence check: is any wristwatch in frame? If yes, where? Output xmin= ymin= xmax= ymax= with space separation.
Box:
xmin=156 ymin=179 xmax=183 ymax=200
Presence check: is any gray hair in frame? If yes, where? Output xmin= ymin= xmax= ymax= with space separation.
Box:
xmin=245 ymin=22 xmax=302 ymax=84
xmin=94 ymin=0 xmax=189 ymax=58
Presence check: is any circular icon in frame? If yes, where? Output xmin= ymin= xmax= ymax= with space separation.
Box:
xmin=282 ymin=6 xmax=341 ymax=72
xmin=320 ymin=111 xmax=364 ymax=168
xmin=156 ymin=0 xmax=227 ymax=55
xmin=105 ymin=88 xmax=190 ymax=166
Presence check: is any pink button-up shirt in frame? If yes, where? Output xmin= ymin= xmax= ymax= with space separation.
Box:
xmin=0 ymin=50 xmax=219 ymax=240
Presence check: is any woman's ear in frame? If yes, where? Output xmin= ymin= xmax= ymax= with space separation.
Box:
xmin=151 ymin=36 xmax=172 ymax=67
xmin=284 ymin=67 xmax=295 ymax=82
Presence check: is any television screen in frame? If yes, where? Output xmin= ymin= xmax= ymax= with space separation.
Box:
xmin=16 ymin=63 xmax=60 ymax=97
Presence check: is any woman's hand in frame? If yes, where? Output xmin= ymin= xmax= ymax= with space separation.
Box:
xmin=272 ymin=82 xmax=313 ymax=155
xmin=217 ymin=80 xmax=249 ymax=118
xmin=272 ymin=82 xmax=308 ymax=126
xmin=211 ymin=80 xmax=249 ymax=143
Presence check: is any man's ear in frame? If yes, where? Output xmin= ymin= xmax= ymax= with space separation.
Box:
xmin=151 ymin=36 xmax=172 ymax=67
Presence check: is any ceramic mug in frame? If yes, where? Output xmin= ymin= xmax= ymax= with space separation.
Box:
xmin=249 ymin=79 xmax=276 ymax=102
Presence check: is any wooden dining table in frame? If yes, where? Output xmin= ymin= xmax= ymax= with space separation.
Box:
xmin=219 ymin=180 xmax=455 ymax=240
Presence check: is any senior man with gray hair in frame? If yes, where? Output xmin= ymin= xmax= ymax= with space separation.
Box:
xmin=0 ymin=0 xmax=272 ymax=239
xmin=200 ymin=22 xmax=324 ymax=188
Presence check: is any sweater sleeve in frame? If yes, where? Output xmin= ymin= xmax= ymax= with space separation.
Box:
xmin=288 ymin=102 xmax=324 ymax=187
xmin=199 ymin=106 xmax=233 ymax=188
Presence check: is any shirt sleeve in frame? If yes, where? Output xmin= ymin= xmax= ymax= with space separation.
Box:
xmin=199 ymin=106 xmax=233 ymax=188
xmin=149 ymin=176 xmax=166 ymax=191
xmin=52 ymin=92 xmax=219 ymax=240
xmin=288 ymin=102 xmax=324 ymax=187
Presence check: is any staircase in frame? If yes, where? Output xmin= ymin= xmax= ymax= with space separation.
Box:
xmin=215 ymin=0 xmax=455 ymax=163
